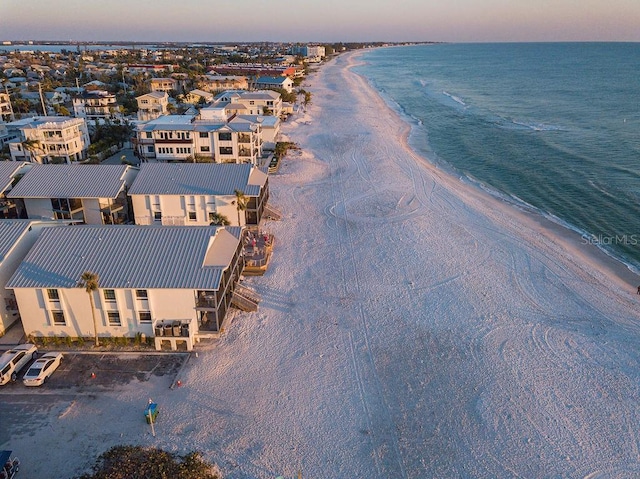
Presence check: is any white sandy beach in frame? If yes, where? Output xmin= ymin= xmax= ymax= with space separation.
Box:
xmin=5 ymin=50 xmax=640 ymax=478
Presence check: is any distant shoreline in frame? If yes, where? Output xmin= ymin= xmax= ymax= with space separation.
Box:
xmin=342 ymin=47 xmax=640 ymax=291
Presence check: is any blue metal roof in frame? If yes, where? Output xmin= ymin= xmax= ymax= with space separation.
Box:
xmin=6 ymin=225 xmax=242 ymax=290
xmin=0 ymin=220 xmax=34 ymax=263
xmin=7 ymin=164 xmax=130 ymax=199
xmin=127 ymin=163 xmax=262 ymax=197
xmin=0 ymin=162 xmax=24 ymax=194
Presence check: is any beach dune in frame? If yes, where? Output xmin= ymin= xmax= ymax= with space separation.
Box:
xmin=5 ymin=50 xmax=640 ymax=479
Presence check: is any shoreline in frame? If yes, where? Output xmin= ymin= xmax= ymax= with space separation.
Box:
xmin=342 ymin=48 xmax=640 ymax=294
xmin=5 ymin=48 xmax=640 ymax=479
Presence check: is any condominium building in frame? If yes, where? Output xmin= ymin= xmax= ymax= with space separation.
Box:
xmin=128 ymin=163 xmax=269 ymax=227
xmin=134 ymin=114 xmax=263 ymax=165
xmin=7 ymin=225 xmax=245 ymax=350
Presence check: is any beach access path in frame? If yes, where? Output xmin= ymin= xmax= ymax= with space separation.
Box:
xmin=3 ymin=50 xmax=640 ymax=479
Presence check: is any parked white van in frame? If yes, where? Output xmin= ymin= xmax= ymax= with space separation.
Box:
xmin=0 ymin=344 xmax=38 ymax=385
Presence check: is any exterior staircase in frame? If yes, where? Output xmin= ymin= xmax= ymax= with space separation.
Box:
xmin=263 ymin=204 xmax=283 ymax=221
xmin=231 ymin=284 xmax=260 ymax=312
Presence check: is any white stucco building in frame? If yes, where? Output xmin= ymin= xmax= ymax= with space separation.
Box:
xmin=7 ymin=116 xmax=90 ymax=164
xmin=128 ymin=163 xmax=269 ymax=227
xmin=134 ymin=114 xmax=263 ymax=165
xmin=215 ymin=90 xmax=283 ymax=118
xmin=6 ymin=225 xmax=245 ymax=350
xmin=0 ymin=220 xmax=62 ymax=336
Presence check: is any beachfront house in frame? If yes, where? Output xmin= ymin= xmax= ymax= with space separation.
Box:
xmin=7 ymin=164 xmax=138 ymax=224
xmin=0 ymin=220 xmax=67 ymax=337
xmin=134 ymin=114 xmax=263 ymax=165
xmin=7 ymin=116 xmax=90 ymax=164
xmin=231 ymin=114 xmax=280 ymax=148
xmin=255 ymin=76 xmax=294 ymax=94
xmin=6 ymin=225 xmax=245 ymax=350
xmin=128 ymin=163 xmax=269 ymax=227
xmin=215 ymin=90 xmax=283 ymax=118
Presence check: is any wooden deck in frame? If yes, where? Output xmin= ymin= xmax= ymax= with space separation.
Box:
xmin=243 ymin=230 xmax=275 ymax=276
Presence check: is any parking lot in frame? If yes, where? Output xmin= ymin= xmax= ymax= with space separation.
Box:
xmin=0 ymin=350 xmax=188 ymax=391
xmin=0 ymin=350 xmax=189 ymax=453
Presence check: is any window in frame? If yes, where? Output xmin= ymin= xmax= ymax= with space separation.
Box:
xmin=103 ymin=289 xmax=116 ymax=302
xmin=47 ymin=289 xmax=60 ymax=300
xmin=135 ymin=289 xmax=148 ymax=299
xmin=188 ymin=211 xmax=197 ymax=221
xmin=218 ymin=132 xmax=232 ymax=141
xmin=51 ymin=310 xmax=66 ymax=326
xmin=219 ymin=146 xmax=233 ymax=155
xmin=141 ymin=99 xmax=148 ymax=104
xmin=107 ymin=311 xmax=121 ymax=326
xmin=200 ymin=146 xmax=210 ymax=152
xmin=147 ymin=146 xmax=154 ymax=153
xmin=4 ymin=297 xmax=18 ymax=311
xmin=199 ymin=132 xmax=208 ymax=138
xmin=145 ymin=132 xmax=152 ymax=139
xmin=138 ymin=311 xmax=152 ymax=323
xmin=153 ymin=211 xmax=162 ymax=221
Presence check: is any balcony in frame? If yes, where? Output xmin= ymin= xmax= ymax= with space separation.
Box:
xmin=239 ymin=148 xmax=252 ymax=157
xmin=196 ymin=291 xmax=218 ymax=310
xmin=238 ymin=134 xmax=251 ymax=144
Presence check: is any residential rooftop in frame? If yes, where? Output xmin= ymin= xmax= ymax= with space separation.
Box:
xmin=127 ymin=163 xmax=266 ymax=197
xmin=7 ymin=225 xmax=242 ymax=289
xmin=7 ymin=164 xmax=131 ymax=199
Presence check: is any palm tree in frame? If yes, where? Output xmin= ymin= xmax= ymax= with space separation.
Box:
xmin=209 ymin=212 xmax=230 ymax=226
xmin=79 ymin=271 xmax=100 ymax=346
xmin=21 ymin=138 xmax=44 ymax=163
xmin=233 ymin=189 xmax=248 ymax=227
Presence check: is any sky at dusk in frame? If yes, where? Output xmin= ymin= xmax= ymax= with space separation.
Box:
xmin=1 ymin=0 xmax=639 ymax=43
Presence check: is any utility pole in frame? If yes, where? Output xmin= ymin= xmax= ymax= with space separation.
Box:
xmin=38 ymin=82 xmax=47 ymax=116
xmin=3 ymin=82 xmax=16 ymax=121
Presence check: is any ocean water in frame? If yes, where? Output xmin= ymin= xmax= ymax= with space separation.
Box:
xmin=354 ymin=43 xmax=640 ymax=272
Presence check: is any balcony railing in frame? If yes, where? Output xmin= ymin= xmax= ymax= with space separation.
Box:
xmin=155 ymin=139 xmax=193 ymax=144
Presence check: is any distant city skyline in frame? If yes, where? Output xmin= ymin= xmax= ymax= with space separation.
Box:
xmin=1 ymin=0 xmax=639 ymax=43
